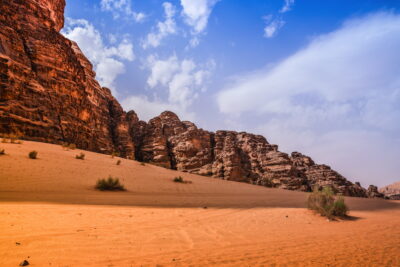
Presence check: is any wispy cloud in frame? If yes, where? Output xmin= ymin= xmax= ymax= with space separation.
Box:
xmin=280 ymin=0 xmax=295 ymax=13
xmin=100 ymin=0 xmax=145 ymax=22
xmin=62 ymin=18 xmax=135 ymax=95
xmin=218 ymin=12 xmax=400 ymax=186
xmin=142 ymin=2 xmax=177 ymax=49
xmin=263 ymin=15 xmax=285 ymax=38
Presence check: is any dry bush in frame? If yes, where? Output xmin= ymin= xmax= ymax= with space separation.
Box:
xmin=173 ymin=176 xmax=192 ymax=184
xmin=75 ymin=152 xmax=85 ymax=160
xmin=95 ymin=176 xmax=126 ymax=191
xmin=0 ymin=148 xmax=5 ymax=155
xmin=116 ymin=160 xmax=121 ymax=165
xmin=307 ymin=186 xmax=348 ymax=219
xmin=28 ymin=151 xmax=38 ymax=159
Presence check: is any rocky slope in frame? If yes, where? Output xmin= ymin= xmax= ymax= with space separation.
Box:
xmin=380 ymin=182 xmax=400 ymax=200
xmin=0 ymin=0 xmax=379 ymax=197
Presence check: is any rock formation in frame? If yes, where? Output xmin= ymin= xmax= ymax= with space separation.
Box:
xmin=0 ymin=0 xmax=134 ymax=158
xmin=380 ymin=182 xmax=400 ymax=200
xmin=0 ymin=0 xmax=381 ymax=198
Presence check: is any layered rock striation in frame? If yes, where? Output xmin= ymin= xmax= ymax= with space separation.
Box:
xmin=0 ymin=0 xmax=134 ymax=157
xmin=0 ymin=0 xmax=379 ymax=197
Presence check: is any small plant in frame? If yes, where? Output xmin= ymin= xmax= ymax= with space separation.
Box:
xmin=0 ymin=149 xmax=5 ymax=155
xmin=95 ymin=176 xmax=126 ymax=191
xmin=69 ymin=143 xmax=76 ymax=150
xmin=173 ymin=176 xmax=192 ymax=184
xmin=116 ymin=160 xmax=121 ymax=165
xmin=111 ymin=151 xmax=120 ymax=158
xmin=140 ymin=162 xmax=146 ymax=166
xmin=307 ymin=186 xmax=348 ymax=219
xmin=1 ymin=138 xmax=9 ymax=143
xmin=75 ymin=152 xmax=85 ymax=160
xmin=28 ymin=151 xmax=38 ymax=159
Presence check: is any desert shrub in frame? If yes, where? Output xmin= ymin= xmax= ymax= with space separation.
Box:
xmin=0 ymin=149 xmax=5 ymax=155
xmin=307 ymin=186 xmax=348 ymax=219
xmin=111 ymin=151 xmax=120 ymax=158
xmin=173 ymin=176 xmax=192 ymax=184
xmin=69 ymin=143 xmax=76 ymax=150
xmin=95 ymin=176 xmax=125 ymax=191
xmin=28 ymin=151 xmax=38 ymax=159
xmin=116 ymin=160 xmax=121 ymax=165
xmin=332 ymin=196 xmax=348 ymax=217
xmin=75 ymin=152 xmax=85 ymax=160
xmin=140 ymin=162 xmax=146 ymax=166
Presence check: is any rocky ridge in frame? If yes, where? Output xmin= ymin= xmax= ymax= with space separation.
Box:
xmin=0 ymin=0 xmax=379 ymax=197
xmin=380 ymin=182 xmax=400 ymax=200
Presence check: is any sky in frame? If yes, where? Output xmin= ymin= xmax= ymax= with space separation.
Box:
xmin=63 ymin=0 xmax=400 ymax=187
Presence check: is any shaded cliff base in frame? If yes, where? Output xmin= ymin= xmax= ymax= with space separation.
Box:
xmin=0 ymin=141 xmax=399 ymax=266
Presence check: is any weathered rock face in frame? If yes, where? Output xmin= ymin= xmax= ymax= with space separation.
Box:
xmin=0 ymin=0 xmax=381 ymax=198
xmin=0 ymin=0 xmax=134 ymax=157
xmin=380 ymin=182 xmax=400 ymax=200
xmin=131 ymin=112 xmax=369 ymax=197
xmin=366 ymin=185 xmax=384 ymax=198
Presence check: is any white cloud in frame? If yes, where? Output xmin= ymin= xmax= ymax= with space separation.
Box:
xmin=180 ymin=0 xmax=219 ymax=34
xmin=263 ymin=16 xmax=285 ymax=38
xmin=146 ymin=55 xmax=215 ymax=108
xmin=142 ymin=2 xmax=177 ymax=49
xmin=62 ymin=18 xmax=135 ymax=94
xmin=280 ymin=0 xmax=295 ymax=13
xmin=218 ymin=12 xmax=400 ymax=186
xmin=121 ymin=95 xmax=195 ymax=121
xmin=100 ymin=0 xmax=146 ymax=22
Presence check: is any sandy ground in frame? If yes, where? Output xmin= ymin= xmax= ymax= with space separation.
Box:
xmin=0 ymin=141 xmax=399 ymax=266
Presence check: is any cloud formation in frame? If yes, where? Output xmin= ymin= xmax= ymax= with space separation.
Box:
xmin=100 ymin=0 xmax=145 ymax=22
xmin=280 ymin=0 xmax=295 ymax=13
xmin=180 ymin=0 xmax=219 ymax=35
xmin=62 ymin=18 xmax=135 ymax=94
xmin=218 ymin=12 xmax=400 ymax=186
xmin=146 ymin=54 xmax=215 ymax=108
xmin=142 ymin=2 xmax=177 ymax=49
xmin=263 ymin=15 xmax=285 ymax=38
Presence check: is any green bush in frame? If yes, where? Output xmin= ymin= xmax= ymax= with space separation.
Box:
xmin=28 ymin=151 xmax=38 ymax=159
xmin=307 ymin=186 xmax=348 ymax=219
xmin=95 ymin=176 xmax=126 ymax=191
xmin=75 ymin=152 xmax=85 ymax=160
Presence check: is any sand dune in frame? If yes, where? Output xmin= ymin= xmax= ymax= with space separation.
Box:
xmin=1 ymin=141 xmax=399 ymax=266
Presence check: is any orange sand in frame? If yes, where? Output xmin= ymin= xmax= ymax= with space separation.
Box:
xmin=0 ymin=141 xmax=399 ymax=266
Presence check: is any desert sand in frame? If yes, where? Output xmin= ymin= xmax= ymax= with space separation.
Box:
xmin=0 ymin=141 xmax=399 ymax=266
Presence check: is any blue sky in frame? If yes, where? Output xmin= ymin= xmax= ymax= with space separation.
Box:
xmin=63 ymin=0 xmax=400 ymax=187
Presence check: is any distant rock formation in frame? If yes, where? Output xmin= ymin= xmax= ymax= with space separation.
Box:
xmin=0 ymin=0 xmax=381 ymax=198
xmin=380 ymin=182 xmax=400 ymax=200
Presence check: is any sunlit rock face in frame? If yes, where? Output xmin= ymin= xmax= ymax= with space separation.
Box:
xmin=0 ymin=0 xmax=378 ymax=197
xmin=0 ymin=0 xmax=134 ymax=157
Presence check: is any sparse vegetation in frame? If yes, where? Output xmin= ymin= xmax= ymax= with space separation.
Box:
xmin=173 ymin=176 xmax=192 ymax=184
xmin=111 ymin=151 xmax=120 ymax=158
xmin=28 ymin=150 xmax=38 ymax=159
xmin=75 ymin=152 xmax=85 ymax=160
xmin=140 ymin=162 xmax=146 ymax=166
xmin=0 ymin=149 xmax=5 ymax=155
xmin=307 ymin=186 xmax=348 ymax=219
xmin=95 ymin=176 xmax=126 ymax=191
xmin=69 ymin=143 xmax=76 ymax=150
xmin=116 ymin=160 xmax=121 ymax=165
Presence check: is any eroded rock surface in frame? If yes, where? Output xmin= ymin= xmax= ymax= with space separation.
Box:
xmin=0 ymin=0 xmax=134 ymax=157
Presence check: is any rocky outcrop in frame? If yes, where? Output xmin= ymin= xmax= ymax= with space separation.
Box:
xmin=129 ymin=112 xmax=370 ymax=197
xmin=380 ymin=182 xmax=400 ymax=200
xmin=0 ymin=0 xmax=134 ymax=158
xmin=0 ymin=0 xmax=382 ymax=198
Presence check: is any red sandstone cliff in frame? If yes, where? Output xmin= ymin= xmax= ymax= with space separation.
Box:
xmin=0 ymin=0 xmax=377 ymax=197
